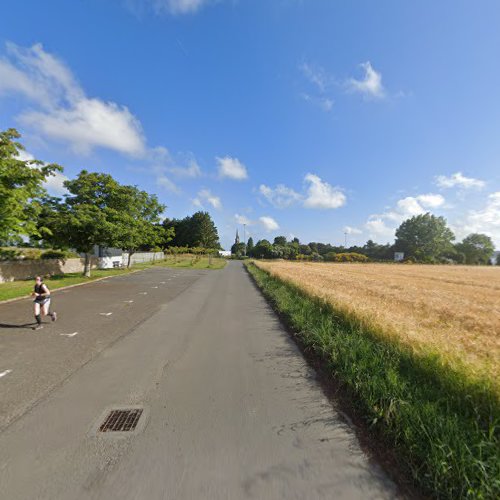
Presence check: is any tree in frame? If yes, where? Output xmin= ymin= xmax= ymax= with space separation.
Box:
xmin=252 ymin=239 xmax=273 ymax=259
xmin=247 ymin=237 xmax=254 ymax=254
xmin=273 ymin=236 xmax=287 ymax=246
xmin=0 ymin=128 xmax=62 ymax=242
xmin=231 ymin=242 xmax=246 ymax=257
xmin=163 ymin=211 xmax=220 ymax=249
xmin=40 ymin=170 xmax=167 ymax=276
xmin=395 ymin=213 xmax=455 ymax=262
xmin=456 ymin=233 xmax=495 ymax=265
xmin=107 ymin=184 xmax=166 ymax=268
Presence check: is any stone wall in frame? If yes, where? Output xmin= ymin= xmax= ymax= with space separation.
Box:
xmin=122 ymin=252 xmax=165 ymax=265
xmin=0 ymin=257 xmax=99 ymax=283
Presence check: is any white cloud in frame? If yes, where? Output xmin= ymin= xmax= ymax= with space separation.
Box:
xmin=259 ymin=216 xmax=279 ymax=232
xmin=217 ymin=156 xmax=248 ymax=180
xmin=137 ymin=0 xmax=213 ymax=15
xmin=343 ymin=226 xmax=362 ymax=235
xmin=347 ymin=61 xmax=385 ymax=99
xmin=301 ymin=93 xmax=334 ymax=112
xmin=457 ymin=192 xmax=500 ymax=246
xmin=0 ymin=42 xmax=145 ymax=156
xmin=167 ymin=158 xmax=202 ymax=178
xmin=235 ymin=214 xmax=252 ymax=225
xmin=303 ymin=173 xmax=346 ymax=209
xmin=192 ymin=189 xmax=222 ymax=210
xmin=435 ymin=172 xmax=485 ymax=190
xmin=259 ymin=184 xmax=302 ymax=208
xmin=156 ymin=174 xmax=179 ymax=193
xmin=365 ymin=193 xmax=446 ymax=241
xmin=43 ymin=171 xmax=69 ymax=196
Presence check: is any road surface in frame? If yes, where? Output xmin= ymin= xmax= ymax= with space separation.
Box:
xmin=0 ymin=262 xmax=397 ymax=499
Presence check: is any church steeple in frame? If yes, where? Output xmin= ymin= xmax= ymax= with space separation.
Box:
xmin=235 ymin=229 xmax=240 ymax=245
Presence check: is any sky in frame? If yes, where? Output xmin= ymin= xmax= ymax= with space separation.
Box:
xmin=1 ymin=0 xmax=499 ymax=250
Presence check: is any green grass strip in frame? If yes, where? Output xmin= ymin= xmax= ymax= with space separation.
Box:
xmin=0 ymin=257 xmax=226 ymax=302
xmin=245 ymin=262 xmax=499 ymax=499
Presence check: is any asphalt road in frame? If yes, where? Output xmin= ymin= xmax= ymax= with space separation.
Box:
xmin=0 ymin=261 xmax=397 ymax=499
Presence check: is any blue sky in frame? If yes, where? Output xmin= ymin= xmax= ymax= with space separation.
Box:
xmin=1 ymin=0 xmax=499 ymax=250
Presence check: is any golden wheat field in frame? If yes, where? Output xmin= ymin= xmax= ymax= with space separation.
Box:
xmin=255 ymin=261 xmax=500 ymax=386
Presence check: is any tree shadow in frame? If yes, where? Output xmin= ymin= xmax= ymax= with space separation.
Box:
xmin=0 ymin=322 xmax=37 ymax=329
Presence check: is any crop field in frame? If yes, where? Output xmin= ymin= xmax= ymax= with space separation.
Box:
xmin=254 ymin=261 xmax=500 ymax=391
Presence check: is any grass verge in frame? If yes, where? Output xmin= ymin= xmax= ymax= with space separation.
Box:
xmin=0 ymin=257 xmax=226 ymax=302
xmin=245 ymin=261 xmax=499 ymax=499
xmin=161 ymin=256 xmax=226 ymax=270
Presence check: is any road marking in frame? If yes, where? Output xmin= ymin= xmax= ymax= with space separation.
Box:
xmin=139 ymin=292 xmax=148 ymax=295
xmin=0 ymin=370 xmax=12 ymax=379
xmin=124 ymin=300 xmax=134 ymax=303
xmin=160 ymin=281 xmax=166 ymax=284
xmin=60 ymin=332 xmax=79 ymax=337
xmin=151 ymin=286 xmax=159 ymax=289
xmin=99 ymin=312 xmax=113 ymax=316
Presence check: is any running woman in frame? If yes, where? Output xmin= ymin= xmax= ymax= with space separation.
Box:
xmin=32 ymin=276 xmax=57 ymax=330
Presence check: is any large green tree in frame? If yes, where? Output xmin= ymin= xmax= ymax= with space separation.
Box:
xmin=163 ymin=211 xmax=220 ymax=249
xmin=456 ymin=233 xmax=495 ymax=265
xmin=0 ymin=128 xmax=61 ymax=243
xmin=41 ymin=171 xmax=167 ymax=275
xmin=395 ymin=213 xmax=455 ymax=261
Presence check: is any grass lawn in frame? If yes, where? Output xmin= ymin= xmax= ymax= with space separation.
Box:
xmin=0 ymin=257 xmax=226 ymax=302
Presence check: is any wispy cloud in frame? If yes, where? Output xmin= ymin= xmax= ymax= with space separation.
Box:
xmin=125 ymin=0 xmax=215 ymax=16
xmin=235 ymin=214 xmax=252 ymax=225
xmin=259 ymin=216 xmax=279 ymax=232
xmin=217 ymin=156 xmax=248 ymax=180
xmin=258 ymin=184 xmax=302 ymax=209
xmin=454 ymin=192 xmax=500 ymax=246
xmin=0 ymin=43 xmax=146 ymax=156
xmin=299 ymin=62 xmax=334 ymax=112
xmin=343 ymin=226 xmax=362 ymax=235
xmin=435 ymin=172 xmax=485 ymax=190
xmin=192 ymin=189 xmax=222 ymax=210
xmin=346 ymin=61 xmax=385 ymax=99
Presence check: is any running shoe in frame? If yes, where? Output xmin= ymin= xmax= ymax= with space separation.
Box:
xmin=51 ymin=312 xmax=57 ymax=322
xmin=33 ymin=324 xmax=43 ymax=330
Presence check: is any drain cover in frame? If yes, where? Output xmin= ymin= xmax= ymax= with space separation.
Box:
xmin=99 ymin=409 xmax=143 ymax=432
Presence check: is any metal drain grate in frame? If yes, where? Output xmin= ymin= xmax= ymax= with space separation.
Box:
xmin=99 ymin=409 xmax=143 ymax=432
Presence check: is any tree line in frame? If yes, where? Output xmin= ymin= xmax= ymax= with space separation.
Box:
xmin=233 ymin=213 xmax=498 ymax=265
xmin=1 ymin=128 xmax=220 ymax=275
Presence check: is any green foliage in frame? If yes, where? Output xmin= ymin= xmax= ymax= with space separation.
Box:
xmin=231 ymin=241 xmax=246 ymax=257
xmin=0 ymin=128 xmax=62 ymax=242
xmin=325 ymin=252 xmax=369 ymax=262
xmin=395 ymin=213 xmax=455 ymax=261
xmin=456 ymin=233 xmax=495 ymax=265
xmin=246 ymin=262 xmax=499 ymax=499
xmin=163 ymin=211 xmax=220 ymax=249
xmin=246 ymin=237 xmax=254 ymax=253
xmin=40 ymin=250 xmax=68 ymax=260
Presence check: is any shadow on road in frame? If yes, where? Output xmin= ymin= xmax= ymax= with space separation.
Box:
xmin=0 ymin=323 xmax=36 ymax=329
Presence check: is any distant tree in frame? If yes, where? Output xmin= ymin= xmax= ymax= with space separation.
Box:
xmin=164 ymin=211 xmax=220 ymax=249
xmin=253 ymin=239 xmax=273 ymax=259
xmin=246 ymin=237 xmax=254 ymax=254
xmin=456 ymin=233 xmax=495 ymax=265
xmin=496 ymin=254 xmax=500 ymax=266
xmin=273 ymin=235 xmax=287 ymax=246
xmin=231 ymin=242 xmax=246 ymax=257
xmin=0 ymin=128 xmax=62 ymax=242
xmin=395 ymin=213 xmax=455 ymax=262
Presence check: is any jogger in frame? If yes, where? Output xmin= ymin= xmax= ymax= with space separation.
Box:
xmin=32 ymin=276 xmax=57 ymax=330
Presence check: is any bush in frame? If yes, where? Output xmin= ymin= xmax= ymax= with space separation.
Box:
xmin=40 ymin=250 xmax=67 ymax=260
xmin=332 ymin=252 xmax=369 ymax=263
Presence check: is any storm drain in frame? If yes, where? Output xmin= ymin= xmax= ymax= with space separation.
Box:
xmin=99 ymin=409 xmax=143 ymax=432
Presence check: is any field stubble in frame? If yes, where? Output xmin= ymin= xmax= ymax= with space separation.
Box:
xmin=255 ymin=261 xmax=500 ymax=391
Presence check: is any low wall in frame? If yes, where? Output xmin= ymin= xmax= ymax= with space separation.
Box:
xmin=122 ymin=252 xmax=164 ymax=265
xmin=0 ymin=257 xmax=99 ymax=283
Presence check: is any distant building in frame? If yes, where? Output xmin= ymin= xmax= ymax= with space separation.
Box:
xmin=219 ymin=250 xmax=232 ymax=257
xmin=394 ymin=252 xmax=404 ymax=262
xmin=234 ymin=229 xmax=240 ymax=245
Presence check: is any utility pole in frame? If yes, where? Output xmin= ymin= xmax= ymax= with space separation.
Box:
xmin=344 ymin=231 xmax=348 ymax=248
